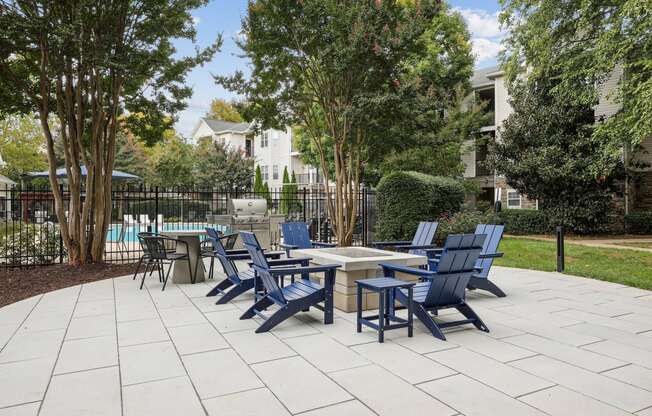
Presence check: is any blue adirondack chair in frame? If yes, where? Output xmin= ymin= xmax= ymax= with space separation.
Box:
xmin=379 ymin=233 xmax=489 ymax=341
xmin=372 ymin=221 xmax=439 ymax=256
xmin=280 ymin=222 xmax=336 ymax=257
xmin=203 ymin=228 xmax=283 ymax=304
xmin=239 ymin=231 xmax=341 ymax=333
xmin=468 ymin=224 xmax=506 ymax=297
xmin=428 ymin=224 xmax=506 ymax=297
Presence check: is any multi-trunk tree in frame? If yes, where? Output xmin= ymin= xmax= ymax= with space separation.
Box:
xmin=219 ymin=0 xmax=477 ymax=246
xmin=0 ymin=0 xmax=219 ymax=264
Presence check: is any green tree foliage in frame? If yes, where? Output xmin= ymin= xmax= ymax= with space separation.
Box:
xmin=279 ymin=166 xmax=290 ymax=214
xmin=206 ymin=99 xmax=245 ymax=122
xmin=113 ymin=130 xmax=149 ymax=180
xmin=193 ymin=137 xmax=254 ymax=190
xmin=487 ymin=80 xmax=622 ymax=233
xmin=147 ymin=131 xmax=195 ymax=188
xmin=0 ymin=0 xmax=219 ymax=263
xmin=0 ymin=115 xmax=47 ymax=181
xmin=253 ymin=165 xmax=263 ymax=195
xmin=500 ymin=0 xmax=652 ymax=158
xmin=218 ymin=0 xmax=474 ymax=245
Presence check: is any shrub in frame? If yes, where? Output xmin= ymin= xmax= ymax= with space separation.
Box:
xmin=437 ymin=210 xmax=501 ymax=243
xmin=376 ymin=171 xmax=464 ymax=240
xmin=127 ymin=199 xmax=210 ymax=221
xmin=625 ymin=211 xmax=652 ymax=234
xmin=0 ymin=223 xmax=61 ymax=265
xmin=500 ymin=209 xmax=549 ymax=235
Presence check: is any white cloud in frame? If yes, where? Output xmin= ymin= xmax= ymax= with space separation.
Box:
xmin=471 ymin=37 xmax=504 ymax=64
xmin=455 ymin=8 xmax=504 ymax=38
xmin=192 ymin=16 xmax=201 ymax=26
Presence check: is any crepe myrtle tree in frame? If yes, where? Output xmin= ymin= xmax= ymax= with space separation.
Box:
xmin=218 ymin=0 xmax=462 ymax=246
xmin=0 ymin=0 xmax=220 ymax=264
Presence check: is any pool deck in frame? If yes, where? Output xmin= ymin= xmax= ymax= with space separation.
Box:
xmin=1 ymin=265 xmax=652 ymax=415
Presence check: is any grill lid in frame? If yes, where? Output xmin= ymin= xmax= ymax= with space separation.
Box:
xmin=229 ymin=198 xmax=268 ymax=218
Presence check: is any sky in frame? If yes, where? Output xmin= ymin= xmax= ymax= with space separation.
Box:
xmin=173 ymin=0 xmax=505 ymax=137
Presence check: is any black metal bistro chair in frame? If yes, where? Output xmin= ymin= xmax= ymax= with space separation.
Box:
xmin=132 ymin=232 xmax=158 ymax=281
xmin=141 ymin=235 xmax=192 ymax=291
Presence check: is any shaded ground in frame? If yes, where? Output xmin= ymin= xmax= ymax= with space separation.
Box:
xmin=496 ymin=237 xmax=652 ymax=290
xmin=0 ymin=262 xmax=137 ymax=307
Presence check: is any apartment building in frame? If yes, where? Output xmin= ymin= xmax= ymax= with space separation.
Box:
xmin=191 ymin=118 xmax=321 ymax=189
xmin=463 ymin=65 xmax=652 ymax=213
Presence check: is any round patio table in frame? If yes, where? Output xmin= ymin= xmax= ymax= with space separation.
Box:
xmin=159 ymin=229 xmax=206 ymax=284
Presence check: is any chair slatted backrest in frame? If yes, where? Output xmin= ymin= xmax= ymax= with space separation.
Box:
xmin=409 ymin=221 xmax=438 ymax=256
xmin=423 ymin=234 xmax=485 ymax=306
xmin=281 ymin=222 xmax=312 ymax=249
xmin=240 ymin=231 xmax=286 ymax=305
xmin=206 ymin=228 xmax=239 ymax=281
xmin=143 ymin=236 xmax=169 ymax=260
xmin=474 ymin=224 xmax=504 ymax=279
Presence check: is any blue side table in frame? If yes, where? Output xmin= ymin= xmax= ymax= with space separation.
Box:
xmin=356 ymin=277 xmax=415 ymax=343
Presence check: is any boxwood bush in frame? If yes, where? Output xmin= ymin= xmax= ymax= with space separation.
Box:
xmin=375 ymin=171 xmax=464 ymax=240
xmin=500 ymin=209 xmax=550 ymax=235
xmin=625 ymin=211 xmax=652 ymax=234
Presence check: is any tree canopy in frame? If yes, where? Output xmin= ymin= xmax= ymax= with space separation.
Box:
xmin=487 ymin=79 xmax=622 ymax=233
xmin=0 ymin=0 xmax=220 ymax=263
xmin=0 ymin=115 xmax=47 ymax=181
xmin=500 ymin=0 xmax=652 ymax=156
xmin=219 ymin=0 xmax=478 ymax=245
xmin=193 ymin=137 xmax=254 ymax=190
xmin=206 ymin=99 xmax=245 ymax=122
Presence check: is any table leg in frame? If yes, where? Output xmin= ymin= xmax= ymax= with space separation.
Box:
xmin=407 ymin=286 xmax=413 ymax=338
xmin=172 ymin=236 xmax=205 ymax=284
xmin=356 ymin=285 xmax=362 ymax=333
xmin=378 ymin=289 xmax=385 ymax=343
xmin=324 ymin=269 xmax=334 ymax=325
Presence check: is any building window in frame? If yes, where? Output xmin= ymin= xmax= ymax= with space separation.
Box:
xmin=272 ymin=165 xmax=279 ymax=180
xmin=507 ymin=190 xmax=522 ymax=209
xmin=261 ymin=165 xmax=268 ymax=181
xmin=261 ymin=132 xmax=269 ymax=148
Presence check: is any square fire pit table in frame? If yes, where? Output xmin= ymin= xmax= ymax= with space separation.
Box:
xmin=293 ymin=247 xmax=427 ymax=312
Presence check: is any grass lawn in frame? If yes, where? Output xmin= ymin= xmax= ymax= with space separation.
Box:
xmin=495 ymin=237 xmax=652 ymax=290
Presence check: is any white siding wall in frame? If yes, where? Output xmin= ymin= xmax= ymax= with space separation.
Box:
xmin=461 ymin=140 xmax=476 ymax=178
xmin=594 ymin=65 xmax=623 ymax=119
xmin=254 ymin=127 xmax=298 ymax=188
xmin=493 ymin=75 xmax=512 ymax=140
xmin=192 ymin=120 xmax=215 ymax=142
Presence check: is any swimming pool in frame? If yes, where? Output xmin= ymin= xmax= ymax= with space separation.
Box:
xmin=107 ymin=223 xmax=231 ymax=243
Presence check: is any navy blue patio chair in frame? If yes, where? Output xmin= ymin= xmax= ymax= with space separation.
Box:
xmin=239 ymin=231 xmax=341 ymax=333
xmin=428 ymin=224 xmax=506 ymax=297
xmin=280 ymin=222 xmax=336 ymax=257
xmin=203 ymin=228 xmax=282 ymax=304
xmin=379 ymin=233 xmax=489 ymax=341
xmin=372 ymin=221 xmax=439 ymax=256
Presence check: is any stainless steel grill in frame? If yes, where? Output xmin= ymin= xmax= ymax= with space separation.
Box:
xmin=218 ymin=199 xmax=271 ymax=248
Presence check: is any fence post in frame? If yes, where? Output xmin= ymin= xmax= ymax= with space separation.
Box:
xmin=155 ymin=186 xmax=159 ymax=233
xmin=58 ymin=184 xmax=64 ymax=263
xmin=556 ymin=225 xmax=565 ymax=272
xmin=302 ymin=188 xmax=307 ymax=223
xmin=362 ymin=187 xmax=368 ymax=246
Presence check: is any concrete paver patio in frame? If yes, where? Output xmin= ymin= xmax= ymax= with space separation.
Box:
xmin=1 ymin=265 xmax=652 ymax=415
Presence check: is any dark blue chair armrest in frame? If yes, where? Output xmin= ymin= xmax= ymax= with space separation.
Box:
xmin=312 ymin=241 xmax=336 ymax=248
xmin=279 ymin=243 xmax=299 ymax=250
xmin=379 ymin=262 xmax=437 ymax=278
xmin=224 ymin=249 xmax=249 ymax=255
xmin=267 ymin=264 xmax=341 ymax=276
xmin=479 ymin=252 xmax=504 ymax=259
xmin=266 ymin=257 xmax=312 ymax=266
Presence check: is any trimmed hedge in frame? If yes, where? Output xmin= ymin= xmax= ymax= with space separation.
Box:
xmin=500 ymin=209 xmax=549 ymax=235
xmin=625 ymin=211 xmax=652 ymax=234
xmin=375 ymin=171 xmax=464 ymax=241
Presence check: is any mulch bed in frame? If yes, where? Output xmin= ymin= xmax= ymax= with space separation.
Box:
xmin=0 ymin=262 xmax=138 ymax=308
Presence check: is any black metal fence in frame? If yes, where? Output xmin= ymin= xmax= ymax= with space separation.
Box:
xmin=0 ymin=184 xmax=376 ymax=267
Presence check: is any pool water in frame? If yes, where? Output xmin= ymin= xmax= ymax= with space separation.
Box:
xmin=107 ymin=223 xmax=230 ymax=243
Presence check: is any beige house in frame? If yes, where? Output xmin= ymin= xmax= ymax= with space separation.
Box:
xmin=463 ymin=65 xmax=652 ymax=213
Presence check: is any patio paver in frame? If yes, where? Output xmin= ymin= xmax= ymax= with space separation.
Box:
xmin=1 ymin=265 xmax=652 ymax=415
